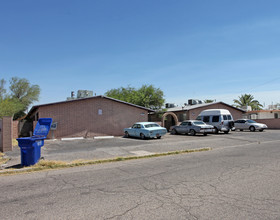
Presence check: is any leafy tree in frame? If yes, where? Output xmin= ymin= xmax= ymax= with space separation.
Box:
xmin=233 ymin=94 xmax=263 ymax=110
xmin=0 ymin=77 xmax=40 ymax=119
xmin=105 ymin=84 xmax=165 ymax=110
xmin=0 ymin=79 xmax=6 ymax=100
xmin=0 ymin=98 xmax=24 ymax=118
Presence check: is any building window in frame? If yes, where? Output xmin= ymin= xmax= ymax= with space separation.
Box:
xmin=179 ymin=113 xmax=187 ymax=121
xmin=275 ymin=113 xmax=279 ymax=119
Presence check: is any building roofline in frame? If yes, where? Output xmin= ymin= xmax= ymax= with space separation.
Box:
xmin=166 ymin=101 xmax=246 ymax=113
xmin=27 ymin=95 xmax=155 ymax=117
xmin=247 ymin=109 xmax=280 ymax=113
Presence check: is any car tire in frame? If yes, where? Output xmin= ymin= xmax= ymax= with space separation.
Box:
xmin=214 ymin=127 xmax=219 ymax=134
xmin=124 ymin=131 xmax=129 ymax=138
xmin=224 ymin=130 xmax=229 ymax=134
xmin=140 ymin=133 xmax=146 ymax=140
xmin=157 ymin=136 xmax=161 ymax=139
xmin=190 ymin=129 xmax=196 ymax=136
xmin=259 ymin=129 xmax=264 ymax=132
xmin=171 ymin=129 xmax=177 ymax=135
xmin=203 ymin=133 xmax=207 ymax=136
xmin=249 ymin=126 xmax=256 ymax=132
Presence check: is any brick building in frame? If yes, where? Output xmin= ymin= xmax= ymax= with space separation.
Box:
xmin=158 ymin=102 xmax=246 ymax=130
xmin=27 ymin=96 xmax=154 ymax=138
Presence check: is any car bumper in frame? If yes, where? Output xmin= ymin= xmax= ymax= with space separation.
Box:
xmin=199 ymin=128 xmax=215 ymax=133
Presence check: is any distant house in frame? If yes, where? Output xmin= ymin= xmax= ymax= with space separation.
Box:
xmin=245 ymin=110 xmax=280 ymax=129
xmin=152 ymin=101 xmax=246 ymax=130
xmin=27 ymin=95 xmax=154 ymax=138
xmin=246 ymin=110 xmax=280 ymax=119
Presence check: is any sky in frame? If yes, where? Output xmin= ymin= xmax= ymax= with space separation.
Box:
xmin=1 ymin=0 xmax=280 ymax=109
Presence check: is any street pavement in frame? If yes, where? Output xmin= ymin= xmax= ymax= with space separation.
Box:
xmin=3 ymin=129 xmax=280 ymax=169
xmin=0 ymin=130 xmax=280 ymax=219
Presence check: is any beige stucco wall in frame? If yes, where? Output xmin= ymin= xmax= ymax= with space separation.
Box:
xmin=254 ymin=118 xmax=280 ymax=129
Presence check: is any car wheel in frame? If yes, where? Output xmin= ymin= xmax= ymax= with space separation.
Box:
xmin=171 ymin=129 xmax=177 ymax=135
xmin=157 ymin=136 xmax=161 ymax=139
xmin=259 ymin=129 xmax=264 ymax=132
xmin=203 ymin=133 xmax=207 ymax=136
xmin=190 ymin=129 xmax=196 ymax=136
xmin=140 ymin=133 xmax=146 ymax=140
xmin=124 ymin=131 xmax=129 ymax=138
xmin=249 ymin=126 xmax=256 ymax=132
xmin=214 ymin=127 xmax=219 ymax=134
xmin=224 ymin=130 xmax=229 ymax=134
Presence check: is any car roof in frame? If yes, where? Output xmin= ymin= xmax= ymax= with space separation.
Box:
xmin=134 ymin=122 xmax=158 ymax=125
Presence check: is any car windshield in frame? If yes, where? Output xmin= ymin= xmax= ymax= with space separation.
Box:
xmin=247 ymin=120 xmax=256 ymax=123
xmin=144 ymin=123 xmax=160 ymax=128
xmin=193 ymin=121 xmax=205 ymax=125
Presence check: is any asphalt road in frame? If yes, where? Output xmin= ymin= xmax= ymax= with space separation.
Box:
xmin=1 ymin=130 xmax=280 ymax=219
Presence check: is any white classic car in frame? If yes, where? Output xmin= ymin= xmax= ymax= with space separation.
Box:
xmin=124 ymin=122 xmax=167 ymax=139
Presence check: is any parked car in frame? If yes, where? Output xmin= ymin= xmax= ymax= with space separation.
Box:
xmin=196 ymin=109 xmax=235 ymax=134
xmin=170 ymin=120 xmax=214 ymax=136
xmin=124 ymin=122 xmax=167 ymax=139
xmin=234 ymin=119 xmax=268 ymax=132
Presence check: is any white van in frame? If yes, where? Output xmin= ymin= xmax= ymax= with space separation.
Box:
xmin=196 ymin=109 xmax=235 ymax=134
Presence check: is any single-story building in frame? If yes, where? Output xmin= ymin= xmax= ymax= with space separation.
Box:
xmin=246 ymin=110 xmax=280 ymax=119
xmin=27 ymin=95 xmax=154 ymax=138
xmin=245 ymin=110 xmax=280 ymax=129
xmin=152 ymin=101 xmax=246 ymax=130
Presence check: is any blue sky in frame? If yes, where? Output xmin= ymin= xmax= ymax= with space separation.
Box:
xmin=1 ymin=0 xmax=280 ymax=109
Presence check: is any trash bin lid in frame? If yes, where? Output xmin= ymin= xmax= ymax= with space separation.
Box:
xmin=33 ymin=118 xmax=53 ymax=137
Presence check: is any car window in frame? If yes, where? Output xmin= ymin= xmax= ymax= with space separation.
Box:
xmin=203 ymin=116 xmax=210 ymax=123
xmin=188 ymin=122 xmax=192 ymax=126
xmin=132 ymin=124 xmax=138 ymax=128
xmin=227 ymin=115 xmax=232 ymax=120
xmin=247 ymin=120 xmax=256 ymax=123
xmin=223 ymin=115 xmax=227 ymax=120
xmin=144 ymin=123 xmax=160 ymax=128
xmin=212 ymin=116 xmax=219 ymax=122
xmin=196 ymin=116 xmax=202 ymax=120
xmin=180 ymin=122 xmax=188 ymax=126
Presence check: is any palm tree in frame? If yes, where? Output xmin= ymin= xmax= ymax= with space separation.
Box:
xmin=233 ymin=94 xmax=263 ymax=110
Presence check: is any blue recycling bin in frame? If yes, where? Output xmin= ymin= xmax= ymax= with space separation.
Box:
xmin=17 ymin=118 xmax=52 ymax=166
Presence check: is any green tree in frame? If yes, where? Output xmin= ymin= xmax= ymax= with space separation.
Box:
xmin=0 ymin=79 xmax=6 ymax=100
xmin=105 ymin=84 xmax=165 ymax=110
xmin=0 ymin=77 xmax=40 ymax=119
xmin=233 ymin=94 xmax=263 ymax=110
xmin=0 ymin=98 xmax=24 ymax=118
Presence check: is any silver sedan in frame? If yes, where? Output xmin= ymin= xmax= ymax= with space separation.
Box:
xmin=234 ymin=119 xmax=268 ymax=132
xmin=170 ymin=120 xmax=214 ymax=136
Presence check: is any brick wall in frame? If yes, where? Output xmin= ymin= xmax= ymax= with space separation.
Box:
xmin=187 ymin=103 xmax=244 ymax=121
xmin=254 ymin=118 xmax=280 ymax=129
xmin=0 ymin=117 xmax=13 ymax=152
xmin=36 ymin=97 xmax=149 ymax=138
xmin=12 ymin=120 xmax=19 ymax=139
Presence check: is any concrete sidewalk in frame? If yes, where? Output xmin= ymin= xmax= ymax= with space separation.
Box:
xmin=1 ymin=136 xmax=173 ymax=169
